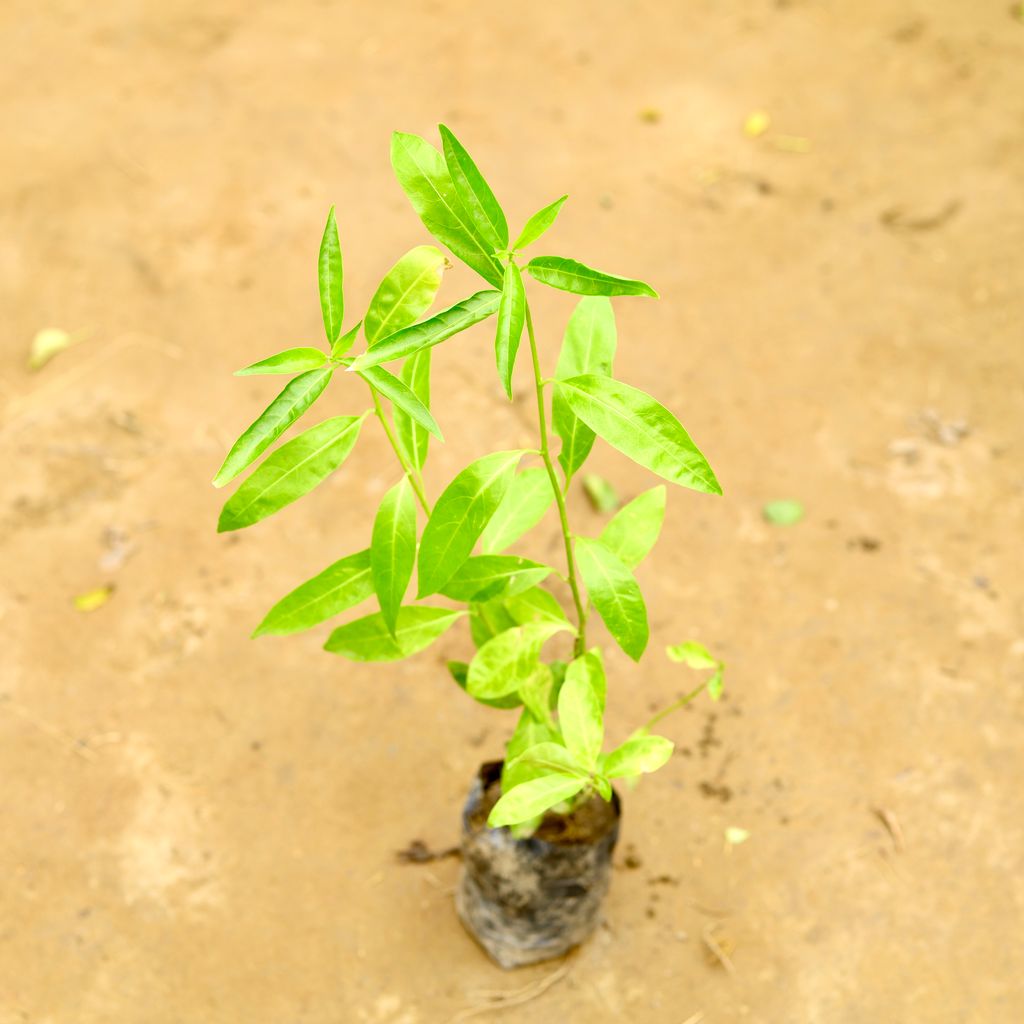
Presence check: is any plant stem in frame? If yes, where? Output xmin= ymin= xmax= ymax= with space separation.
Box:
xmin=367 ymin=385 xmax=431 ymax=515
xmin=642 ymin=680 xmax=710 ymax=733
xmin=524 ymin=301 xmax=587 ymax=657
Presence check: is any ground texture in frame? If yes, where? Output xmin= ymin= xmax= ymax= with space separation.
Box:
xmin=2 ymin=2 xmax=1023 ymax=1021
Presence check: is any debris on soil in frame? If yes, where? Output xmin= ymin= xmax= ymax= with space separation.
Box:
xmin=451 ymin=960 xmax=572 ymax=1022
xmin=699 ymin=780 xmax=734 ymax=803
xmin=638 ymin=107 xmax=662 ymax=124
xmin=697 ymin=713 xmax=722 ymax=758
xmin=880 ymin=199 xmax=961 ymax=232
xmin=743 ymin=110 xmax=771 ymax=137
xmin=724 ymin=826 xmax=750 ymax=847
xmin=621 ymin=844 xmax=643 ymax=870
xmin=772 ymin=134 xmax=812 ymax=153
xmin=701 ymin=923 xmax=737 ymax=974
xmin=762 ymin=499 xmax=804 ymax=525
xmin=395 ymin=839 xmax=460 ymax=865
xmin=847 ymin=536 xmax=882 ymax=552
xmin=648 ymin=873 xmax=680 ymax=886
xmin=871 ymin=806 xmax=905 ymax=853
xmin=919 ymin=408 xmax=970 ymax=446
xmin=73 ymin=584 xmax=114 ymax=612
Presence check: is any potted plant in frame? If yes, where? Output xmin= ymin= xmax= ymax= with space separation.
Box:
xmin=212 ymin=125 xmax=725 ymax=969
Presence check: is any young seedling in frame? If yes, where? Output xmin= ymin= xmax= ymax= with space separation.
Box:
xmin=214 ymin=125 xmax=726 ymax=830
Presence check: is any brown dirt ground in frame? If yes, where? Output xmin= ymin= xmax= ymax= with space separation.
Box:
xmin=2 ymin=2 xmax=1023 ymax=1021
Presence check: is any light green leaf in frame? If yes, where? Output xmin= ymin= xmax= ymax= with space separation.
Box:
xmin=558 ymin=375 xmax=721 ymax=494
xmin=449 ymin=659 xmax=521 ymax=710
xmin=213 ymin=367 xmax=333 ymax=487
xmin=439 ymin=124 xmax=508 ymax=250
xmin=394 ymin=349 xmax=431 ymax=471
xmin=527 ymin=256 xmax=657 ymax=297
xmin=331 ymin=321 xmax=362 ymax=360
xmin=725 ymin=826 xmax=750 ymax=845
xmin=666 ymin=640 xmax=718 ymax=669
xmin=762 ymin=499 xmax=804 ymax=526
xmin=359 ymin=364 xmax=442 ymax=440
xmin=601 ymin=486 xmax=666 ymax=568
xmin=552 ymin=297 xmax=616 ymax=480
xmin=217 ymin=415 xmax=364 ymax=532
xmin=503 ymin=586 xmax=570 ymax=626
xmin=318 ymin=207 xmax=344 ymax=344
xmin=324 ymin=606 xmax=463 ymax=661
xmin=480 ymin=467 xmax=554 ymax=554
xmin=593 ymin=774 xmax=613 ymax=801
xmin=574 ymin=537 xmax=649 ymax=661
xmin=253 ymin=549 xmax=373 ymax=637
xmin=467 ymin=621 xmax=571 ymax=700
xmin=235 ymin=347 xmax=328 ymax=376
xmin=583 ymin=473 xmax=620 ymax=513
xmin=370 ymin=478 xmax=417 ymax=635
xmin=564 ymin=649 xmax=606 ymax=714
xmin=558 ymin=669 xmax=604 ymax=771
xmin=503 ymin=741 xmax=583 ymax=792
xmin=390 ymin=132 xmax=502 ymax=286
xmin=601 ymin=735 xmax=674 ymax=779
xmin=506 ymin=710 xmax=558 ymax=764
xmin=364 ymin=245 xmax=446 ymax=346
xmin=28 ymin=327 xmax=74 ymax=370
xmin=494 ymin=262 xmax=526 ymax=398
xmin=488 ymin=773 xmax=586 ymax=828
xmin=439 ymin=555 xmax=551 ymax=602
xmin=708 ymin=666 xmax=725 ymax=700
xmin=518 ymin=664 xmax=556 ymax=725
xmin=417 ymin=450 xmax=523 ymax=596
xmin=469 ymin=597 xmax=518 ymax=647
xmin=349 ymin=290 xmax=500 ymax=371
xmin=513 ymin=195 xmax=568 ymax=251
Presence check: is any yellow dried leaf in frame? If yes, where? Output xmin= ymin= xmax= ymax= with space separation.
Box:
xmin=773 ymin=134 xmax=813 ymax=154
xmin=73 ymin=585 xmax=114 ymax=612
xmin=28 ymin=328 xmax=73 ymax=371
xmin=743 ymin=111 xmax=770 ymax=138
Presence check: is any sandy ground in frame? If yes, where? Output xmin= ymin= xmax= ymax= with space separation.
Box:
xmin=2 ymin=1 xmax=1023 ymax=1021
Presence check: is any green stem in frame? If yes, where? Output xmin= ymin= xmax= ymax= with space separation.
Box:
xmin=368 ymin=386 xmax=431 ymax=515
xmin=524 ymin=301 xmax=587 ymax=657
xmin=642 ymin=680 xmax=709 ymax=733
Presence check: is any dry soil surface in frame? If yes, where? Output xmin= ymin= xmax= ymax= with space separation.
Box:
xmin=2 ymin=2 xmax=1023 ymax=1022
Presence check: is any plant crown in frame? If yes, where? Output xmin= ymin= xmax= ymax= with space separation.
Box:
xmin=215 ymin=125 xmax=726 ymax=829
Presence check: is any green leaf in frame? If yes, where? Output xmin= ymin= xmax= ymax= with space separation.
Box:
xmin=503 ymin=586 xmax=570 ymax=626
xmin=762 ymin=499 xmax=804 ymax=526
xmin=552 ymin=297 xmax=616 ymax=479
xmin=601 ymin=735 xmax=674 ymax=779
xmin=439 ymin=555 xmax=551 ymax=602
xmin=213 ymin=367 xmax=333 ymax=488
xmin=503 ymin=741 xmax=583 ymax=791
xmin=557 ymin=375 xmax=721 ymax=494
xmin=318 ymin=207 xmax=344 ymax=344
xmin=708 ymin=666 xmax=725 ymax=700
xmin=331 ymin=321 xmax=362 ymax=360
xmin=469 ymin=597 xmax=518 ymax=647
xmin=390 ymin=132 xmax=502 ymax=286
xmin=218 ymin=415 xmax=365 ymax=532
xmin=574 ymin=537 xmax=649 ymax=661
xmin=564 ymin=649 xmax=606 ymax=714
xmin=518 ymin=664 xmax=556 ymax=725
xmin=467 ymin=621 xmax=571 ymax=700
xmin=394 ymin=349 xmax=431 ymax=471
xmin=494 ymin=262 xmax=526 ymax=398
xmin=349 ymin=290 xmax=500 ymax=371
xmin=370 ymin=478 xmax=417 ymax=635
xmin=488 ymin=773 xmax=586 ymax=828
xmin=600 ymin=486 xmax=666 ymax=568
xmin=582 ymin=473 xmax=620 ymax=513
xmin=438 ymin=124 xmax=508 ymax=250
xmin=365 ymin=245 xmax=446 ymax=346
xmin=480 ymin=467 xmax=554 ymax=554
xmin=324 ymin=606 xmax=463 ymax=661
xmin=506 ymin=710 xmax=558 ymax=764
xmin=253 ymin=549 xmax=373 ymax=637
xmin=235 ymin=347 xmax=328 ymax=376
xmin=417 ymin=450 xmax=523 ymax=596
xmin=359 ymin=364 xmax=442 ymax=440
xmin=666 ymin=640 xmax=718 ymax=669
xmin=449 ymin=659 xmax=521 ymax=710
xmin=558 ymin=667 xmax=604 ymax=771
xmin=513 ymin=195 xmax=568 ymax=251
xmin=526 ymin=256 xmax=657 ymax=297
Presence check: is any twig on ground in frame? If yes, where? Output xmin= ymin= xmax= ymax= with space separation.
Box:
xmin=396 ymin=838 xmax=460 ymax=864
xmin=1 ymin=697 xmax=97 ymax=762
xmin=701 ymin=922 xmax=737 ymax=977
xmin=451 ymin=960 xmax=572 ymax=1022
xmin=871 ymin=806 xmax=904 ymax=852
xmin=680 ymin=1012 xmax=705 ymax=1024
